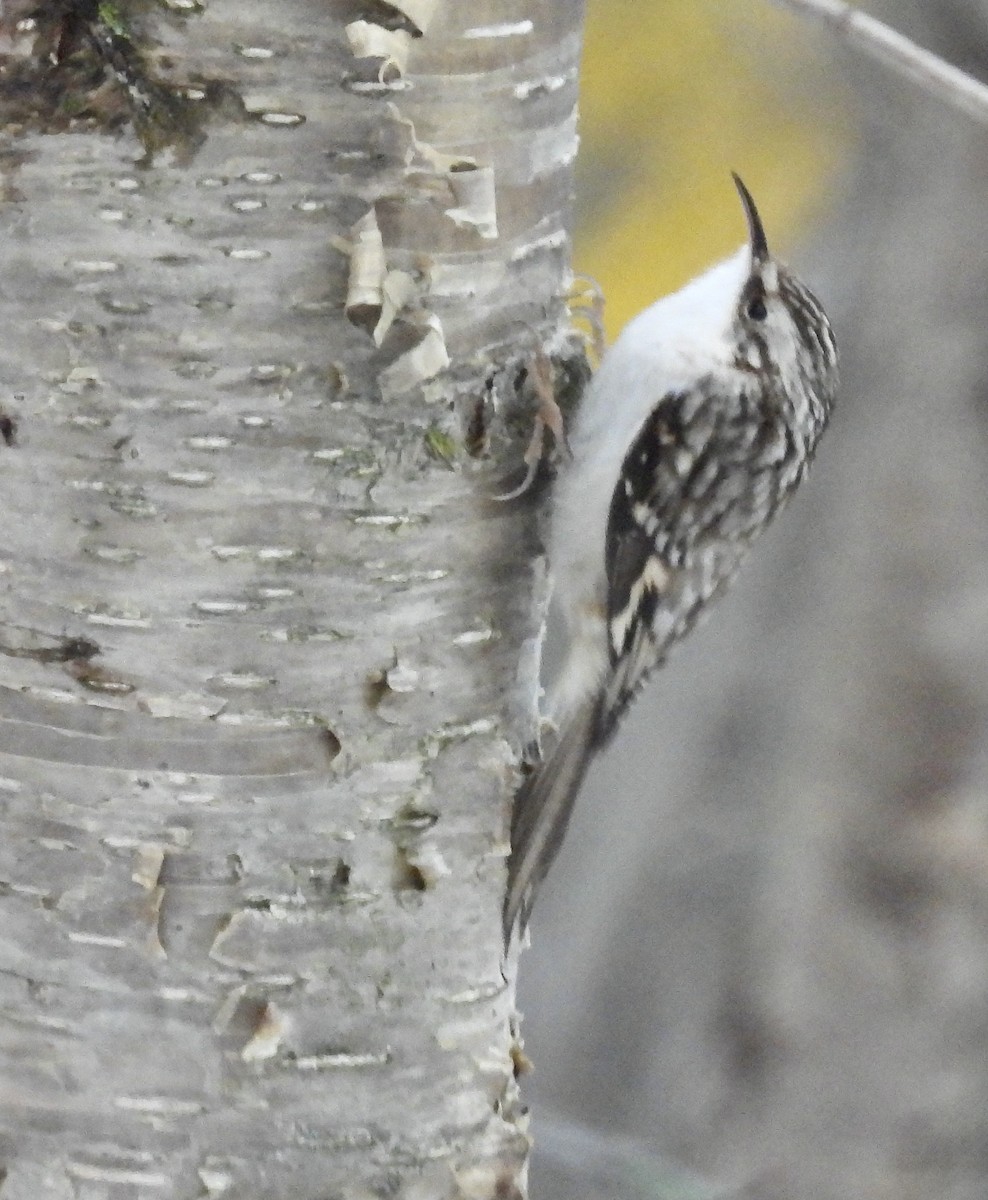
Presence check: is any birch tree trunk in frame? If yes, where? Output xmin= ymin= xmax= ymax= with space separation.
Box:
xmin=0 ymin=2 xmax=583 ymax=1195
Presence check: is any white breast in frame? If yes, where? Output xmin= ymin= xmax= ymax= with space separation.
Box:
xmin=550 ymin=248 xmax=750 ymax=634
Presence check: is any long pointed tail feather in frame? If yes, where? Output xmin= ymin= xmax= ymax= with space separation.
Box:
xmin=503 ymin=696 xmax=600 ymax=944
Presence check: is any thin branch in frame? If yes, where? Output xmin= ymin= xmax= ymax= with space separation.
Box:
xmin=772 ymin=0 xmax=988 ymax=126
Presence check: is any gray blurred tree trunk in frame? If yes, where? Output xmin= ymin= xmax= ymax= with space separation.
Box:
xmin=522 ymin=3 xmax=988 ymax=1200
xmin=0 ymin=2 xmax=584 ymax=1195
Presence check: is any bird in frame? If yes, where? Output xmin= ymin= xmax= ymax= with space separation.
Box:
xmin=504 ymin=173 xmax=838 ymax=943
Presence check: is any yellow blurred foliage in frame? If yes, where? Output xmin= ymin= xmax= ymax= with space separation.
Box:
xmin=576 ymin=0 xmax=853 ymax=337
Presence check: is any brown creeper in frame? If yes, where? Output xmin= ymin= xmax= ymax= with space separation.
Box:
xmin=504 ymin=174 xmax=838 ymax=942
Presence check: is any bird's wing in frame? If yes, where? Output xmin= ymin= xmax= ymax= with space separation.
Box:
xmin=598 ymin=391 xmax=696 ymax=742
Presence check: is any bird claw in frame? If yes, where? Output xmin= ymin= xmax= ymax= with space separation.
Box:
xmin=491 ymin=350 xmax=570 ymax=502
xmin=567 ymin=274 xmax=607 ymax=365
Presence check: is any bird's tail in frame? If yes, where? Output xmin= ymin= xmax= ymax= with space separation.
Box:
xmin=503 ymin=695 xmax=600 ymax=945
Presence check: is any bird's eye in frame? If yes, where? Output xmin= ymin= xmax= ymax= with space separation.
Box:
xmin=747 ymin=296 xmax=768 ymax=321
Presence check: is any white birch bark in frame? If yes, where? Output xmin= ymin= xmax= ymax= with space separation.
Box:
xmin=0 ymin=2 xmax=584 ymax=1195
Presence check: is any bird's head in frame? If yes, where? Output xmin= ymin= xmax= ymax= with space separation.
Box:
xmin=730 ymin=172 xmax=838 ymax=410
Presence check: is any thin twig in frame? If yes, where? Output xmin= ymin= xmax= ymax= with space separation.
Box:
xmin=772 ymin=0 xmax=988 ymax=126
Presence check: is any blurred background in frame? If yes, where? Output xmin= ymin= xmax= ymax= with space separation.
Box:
xmin=521 ymin=2 xmax=988 ymax=1198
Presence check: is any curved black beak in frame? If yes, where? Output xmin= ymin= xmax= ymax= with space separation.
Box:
xmin=731 ymin=172 xmax=769 ymax=264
